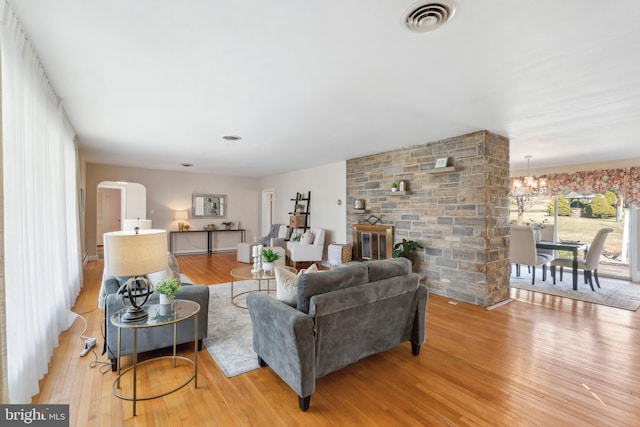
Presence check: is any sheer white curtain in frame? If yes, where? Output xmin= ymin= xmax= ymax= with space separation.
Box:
xmin=1 ymin=1 xmax=83 ymax=403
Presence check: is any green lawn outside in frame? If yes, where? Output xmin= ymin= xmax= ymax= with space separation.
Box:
xmin=510 ymin=198 xmax=625 ymax=262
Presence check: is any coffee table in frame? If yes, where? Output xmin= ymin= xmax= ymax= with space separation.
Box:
xmin=230 ymin=265 xmax=297 ymax=308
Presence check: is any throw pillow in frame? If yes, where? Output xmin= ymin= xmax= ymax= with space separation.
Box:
xmin=275 ymin=264 xmax=319 ymax=306
xmin=300 ymin=230 xmax=314 ymax=244
xmin=147 ymin=268 xmax=174 ymax=286
xmin=167 ymin=252 xmax=181 ymax=279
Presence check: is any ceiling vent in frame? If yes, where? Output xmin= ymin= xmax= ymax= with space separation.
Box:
xmin=221 ymin=135 xmax=242 ymax=141
xmin=401 ymin=0 xmax=456 ymax=33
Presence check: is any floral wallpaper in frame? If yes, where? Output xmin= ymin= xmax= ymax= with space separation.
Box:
xmin=510 ymin=166 xmax=640 ymax=206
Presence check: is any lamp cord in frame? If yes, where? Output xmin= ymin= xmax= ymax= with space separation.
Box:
xmin=73 ymin=308 xmax=112 ymax=373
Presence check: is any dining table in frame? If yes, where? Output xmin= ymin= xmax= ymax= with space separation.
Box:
xmin=535 ymin=240 xmax=588 ymax=290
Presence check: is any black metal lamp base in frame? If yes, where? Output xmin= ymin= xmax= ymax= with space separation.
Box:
xmin=119 ymin=306 xmax=149 ymax=323
xmin=117 ymin=276 xmax=152 ymax=322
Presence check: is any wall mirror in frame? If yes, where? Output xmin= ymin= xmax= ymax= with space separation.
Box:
xmin=192 ymin=193 xmax=226 ymax=218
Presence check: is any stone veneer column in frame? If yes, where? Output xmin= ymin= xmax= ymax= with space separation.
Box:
xmin=347 ymin=130 xmax=510 ymax=307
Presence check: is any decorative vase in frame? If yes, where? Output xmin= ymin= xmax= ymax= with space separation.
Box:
xmin=399 ymin=180 xmax=405 ymax=192
xmin=158 ymin=303 xmax=171 ymax=315
xmin=534 ymin=229 xmax=541 ymax=242
xmin=263 ymin=262 xmax=274 ymax=272
xmin=159 ymin=294 xmax=171 ymax=305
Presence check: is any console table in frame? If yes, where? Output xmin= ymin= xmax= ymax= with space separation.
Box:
xmin=169 ymin=229 xmax=246 ymax=253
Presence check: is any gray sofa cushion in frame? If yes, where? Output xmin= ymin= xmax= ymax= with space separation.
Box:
xmin=364 ymin=257 xmax=411 ymax=282
xmin=296 ymin=263 xmax=369 ymax=314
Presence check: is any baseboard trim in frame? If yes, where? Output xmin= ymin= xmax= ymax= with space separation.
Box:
xmin=486 ymin=298 xmax=514 ymax=310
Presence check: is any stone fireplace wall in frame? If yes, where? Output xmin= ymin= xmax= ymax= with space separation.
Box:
xmin=346 ymin=130 xmax=511 ymax=307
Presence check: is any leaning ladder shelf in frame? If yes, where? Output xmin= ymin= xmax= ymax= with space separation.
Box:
xmin=289 ymin=191 xmax=311 ymax=235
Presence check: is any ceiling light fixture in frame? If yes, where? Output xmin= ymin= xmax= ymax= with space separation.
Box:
xmin=510 ymin=155 xmax=547 ymax=223
xmin=181 ymin=163 xmax=193 ymax=167
xmin=401 ymin=0 xmax=456 ymax=33
xmin=512 ymin=155 xmax=547 ymax=195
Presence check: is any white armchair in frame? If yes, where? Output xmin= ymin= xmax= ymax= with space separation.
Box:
xmin=257 ymin=224 xmax=289 ymax=249
xmin=286 ymin=228 xmax=325 ymax=269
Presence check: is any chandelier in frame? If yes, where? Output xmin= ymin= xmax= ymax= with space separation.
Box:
xmin=510 ymin=155 xmax=547 ymax=198
xmin=510 ymin=155 xmax=547 ymax=224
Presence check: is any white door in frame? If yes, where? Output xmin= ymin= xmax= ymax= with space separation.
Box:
xmin=261 ymin=189 xmax=275 ymax=235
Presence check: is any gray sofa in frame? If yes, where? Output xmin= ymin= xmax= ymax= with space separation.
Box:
xmin=103 ymin=276 xmax=209 ymax=371
xmin=246 ymin=257 xmax=429 ymax=411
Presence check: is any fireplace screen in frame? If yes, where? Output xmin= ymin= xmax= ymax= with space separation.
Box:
xmin=352 ymin=224 xmax=393 ymax=261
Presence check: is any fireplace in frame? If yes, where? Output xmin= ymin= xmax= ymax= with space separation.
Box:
xmin=352 ymin=224 xmax=393 ymax=261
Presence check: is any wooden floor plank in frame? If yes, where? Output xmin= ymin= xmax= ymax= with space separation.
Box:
xmin=30 ymin=252 xmax=640 ymax=426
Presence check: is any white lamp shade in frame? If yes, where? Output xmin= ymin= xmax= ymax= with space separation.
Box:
xmin=104 ymin=229 xmax=167 ymax=276
xmin=122 ymin=219 xmax=152 ymax=231
xmin=174 ymin=211 xmax=189 ymax=221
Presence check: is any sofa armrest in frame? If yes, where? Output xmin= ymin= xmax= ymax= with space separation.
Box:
xmin=270 ymin=237 xmax=287 ymax=250
xmin=246 ymin=292 xmax=316 ymax=398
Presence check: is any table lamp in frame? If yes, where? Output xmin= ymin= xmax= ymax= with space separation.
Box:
xmin=175 ymin=210 xmax=189 ymax=231
xmin=104 ymin=228 xmax=168 ymax=322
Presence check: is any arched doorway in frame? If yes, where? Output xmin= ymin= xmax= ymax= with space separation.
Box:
xmin=96 ymin=181 xmax=147 ymax=256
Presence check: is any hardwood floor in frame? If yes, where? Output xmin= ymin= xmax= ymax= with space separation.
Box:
xmin=33 ymin=253 xmax=640 ymax=426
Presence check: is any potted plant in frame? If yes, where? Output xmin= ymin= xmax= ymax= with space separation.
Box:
xmin=261 ymin=248 xmax=280 ymax=272
xmin=153 ymin=277 xmax=181 ymax=304
xmin=222 ymin=221 xmax=234 ymax=230
xmin=391 ymin=182 xmax=398 ymax=192
xmin=392 ymin=239 xmax=424 ymax=264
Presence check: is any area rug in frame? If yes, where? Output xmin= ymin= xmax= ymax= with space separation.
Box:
xmin=510 ymin=273 xmax=640 ymax=311
xmin=203 ymin=281 xmax=261 ymax=377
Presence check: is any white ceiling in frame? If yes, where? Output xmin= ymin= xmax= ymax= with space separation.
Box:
xmin=9 ymin=0 xmax=640 ymax=177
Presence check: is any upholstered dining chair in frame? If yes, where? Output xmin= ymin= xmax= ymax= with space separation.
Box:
xmin=550 ymin=227 xmax=613 ymax=291
xmin=536 ymin=224 xmax=556 ymax=261
xmin=510 ymin=225 xmax=549 ymax=284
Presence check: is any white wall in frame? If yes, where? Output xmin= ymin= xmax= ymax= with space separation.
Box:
xmin=85 ymin=163 xmax=260 ymax=258
xmin=260 ymin=161 xmax=347 ymax=252
xmin=125 ymin=182 xmax=146 ymax=219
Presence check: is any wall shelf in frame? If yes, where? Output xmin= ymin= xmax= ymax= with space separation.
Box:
xmin=388 ymin=191 xmax=411 ymax=195
xmin=426 ymin=166 xmax=460 ymax=174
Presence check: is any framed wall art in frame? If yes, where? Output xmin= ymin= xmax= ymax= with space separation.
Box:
xmin=192 ymin=193 xmax=226 ymax=218
xmin=434 ymin=157 xmax=449 ymax=168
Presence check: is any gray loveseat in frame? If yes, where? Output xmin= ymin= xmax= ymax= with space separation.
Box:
xmin=246 ymin=257 xmax=429 ymax=410
xmin=103 ymin=277 xmax=209 ymax=371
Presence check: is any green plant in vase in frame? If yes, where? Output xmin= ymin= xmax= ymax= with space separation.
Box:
xmin=392 ymin=239 xmax=424 ymax=264
xmin=261 ymin=248 xmax=280 ymax=272
xmin=222 ymin=221 xmax=234 ymax=230
xmin=153 ymin=277 xmax=181 ymax=304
